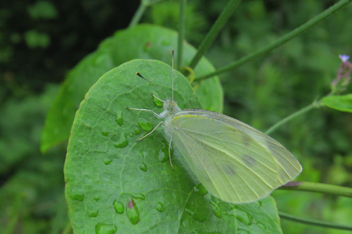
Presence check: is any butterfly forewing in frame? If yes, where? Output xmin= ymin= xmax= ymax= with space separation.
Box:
xmin=165 ymin=109 xmax=302 ymax=204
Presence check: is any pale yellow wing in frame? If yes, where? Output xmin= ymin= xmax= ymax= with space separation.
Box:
xmin=165 ymin=109 xmax=302 ymax=204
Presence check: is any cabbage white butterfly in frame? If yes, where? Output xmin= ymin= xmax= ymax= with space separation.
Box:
xmin=128 ymin=50 xmax=302 ymax=204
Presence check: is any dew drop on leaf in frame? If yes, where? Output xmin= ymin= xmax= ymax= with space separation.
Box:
xmin=71 ymin=193 xmax=85 ymax=201
xmin=101 ymin=131 xmax=109 ymax=136
xmin=113 ymin=200 xmax=124 ymax=214
xmin=138 ymin=119 xmax=153 ymax=131
xmin=235 ymin=208 xmax=253 ymax=226
xmin=94 ymin=196 xmax=100 ymax=201
xmin=153 ymin=96 xmax=163 ymax=107
xmin=112 ymin=134 xmax=129 ymax=148
xmin=104 ymin=159 xmax=113 ymax=165
xmin=156 ymin=202 xmax=164 ymax=212
xmin=126 ymin=199 xmax=140 ymax=225
xmin=132 ymin=193 xmax=145 ymax=200
xmin=158 ymin=143 xmax=168 ymax=163
xmin=95 ymin=223 xmax=117 ymax=234
xmin=139 ymin=163 xmax=147 ymax=172
xmin=88 ymin=209 xmax=99 ymax=217
xmin=134 ymin=127 xmax=140 ymax=134
xmin=257 ymin=222 xmax=267 ymax=230
xmin=116 ymin=112 xmax=123 ymax=126
xmin=209 ymin=200 xmax=222 ymax=218
xmin=194 ymin=183 xmax=208 ymax=196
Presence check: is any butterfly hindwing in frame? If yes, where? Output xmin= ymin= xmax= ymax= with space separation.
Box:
xmin=164 ymin=109 xmax=302 ymax=204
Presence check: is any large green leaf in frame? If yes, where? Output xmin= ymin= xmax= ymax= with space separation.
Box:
xmin=41 ymin=24 xmax=223 ymax=153
xmin=65 ymin=60 xmax=282 ymax=233
xmin=322 ymin=94 xmax=352 ymax=113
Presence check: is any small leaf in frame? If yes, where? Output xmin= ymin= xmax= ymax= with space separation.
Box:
xmin=322 ymin=94 xmax=352 ymax=112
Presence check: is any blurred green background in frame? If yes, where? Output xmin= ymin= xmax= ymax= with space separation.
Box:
xmin=1 ymin=0 xmax=352 ymax=233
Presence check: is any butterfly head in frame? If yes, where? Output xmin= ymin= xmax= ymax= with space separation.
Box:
xmin=162 ymin=98 xmax=181 ymax=117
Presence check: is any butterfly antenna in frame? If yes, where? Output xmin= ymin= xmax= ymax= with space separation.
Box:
xmin=171 ymin=49 xmax=174 ymax=101
xmin=136 ymin=72 xmax=167 ymax=97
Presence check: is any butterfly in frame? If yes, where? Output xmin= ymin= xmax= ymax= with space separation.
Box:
xmin=127 ymin=50 xmax=302 ymax=204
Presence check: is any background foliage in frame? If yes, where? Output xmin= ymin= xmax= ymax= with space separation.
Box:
xmin=1 ymin=0 xmax=352 ymax=233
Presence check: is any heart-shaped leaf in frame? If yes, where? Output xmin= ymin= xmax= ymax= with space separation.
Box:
xmin=65 ymin=60 xmax=282 ymax=233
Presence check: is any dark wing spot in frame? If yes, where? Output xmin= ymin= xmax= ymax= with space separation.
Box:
xmin=242 ymin=135 xmax=251 ymax=147
xmin=222 ymin=163 xmax=236 ymax=176
xmin=243 ymin=155 xmax=256 ymax=167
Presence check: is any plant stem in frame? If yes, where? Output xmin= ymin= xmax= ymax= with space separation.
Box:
xmin=188 ymin=0 xmax=241 ymax=69
xmin=129 ymin=2 xmax=147 ymax=28
xmin=279 ymin=212 xmax=352 ymax=231
xmin=279 ymin=181 xmax=352 ymax=198
xmin=195 ymin=0 xmax=352 ymax=81
xmin=177 ymin=0 xmax=187 ymax=70
xmin=265 ymin=101 xmax=320 ymax=135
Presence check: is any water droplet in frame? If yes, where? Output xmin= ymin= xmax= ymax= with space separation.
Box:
xmin=95 ymin=223 xmax=117 ymax=234
xmin=104 ymin=159 xmax=113 ymax=165
xmin=156 ymin=202 xmax=164 ymax=212
xmin=102 ymin=131 xmax=109 ymax=136
xmin=116 ymin=112 xmax=123 ymax=126
xmin=138 ymin=119 xmax=153 ymax=131
xmin=112 ymin=134 xmax=129 ymax=148
xmin=71 ymin=193 xmax=85 ymax=201
xmin=132 ymin=193 xmax=145 ymax=200
xmin=153 ymin=96 xmax=163 ymax=107
xmin=113 ymin=200 xmax=124 ymax=214
xmin=258 ymin=200 xmax=263 ymax=207
xmin=129 ymin=132 xmax=134 ymax=137
xmin=139 ymin=163 xmax=147 ymax=172
xmin=94 ymin=196 xmax=100 ymax=201
xmin=158 ymin=143 xmax=169 ymax=163
xmin=210 ymin=200 xmax=222 ymax=218
xmin=194 ymin=184 xmax=208 ymax=196
xmin=88 ymin=209 xmax=99 ymax=217
xmin=126 ymin=199 xmax=140 ymax=225
xmin=257 ymin=222 xmax=266 ymax=230
xmin=134 ymin=127 xmax=140 ymax=134
xmin=237 ymin=229 xmax=250 ymax=234
xmin=235 ymin=207 xmax=253 ymax=226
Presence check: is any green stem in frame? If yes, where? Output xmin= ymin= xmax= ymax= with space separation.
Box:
xmin=279 ymin=212 xmax=352 ymax=231
xmin=177 ymin=0 xmax=187 ymax=70
xmin=129 ymin=2 xmax=147 ymax=28
xmin=265 ymin=101 xmax=320 ymax=135
xmin=195 ymin=0 xmax=352 ymax=81
xmin=188 ymin=0 xmax=242 ymax=69
xmin=279 ymin=181 xmax=352 ymax=198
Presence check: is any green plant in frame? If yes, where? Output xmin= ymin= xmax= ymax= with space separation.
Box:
xmin=38 ymin=0 xmax=352 ymax=233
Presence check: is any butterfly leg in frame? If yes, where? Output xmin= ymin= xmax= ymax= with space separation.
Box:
xmin=168 ymin=135 xmax=174 ymax=169
xmin=137 ymin=121 xmax=164 ymax=141
xmin=126 ymin=107 xmax=162 ymax=118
